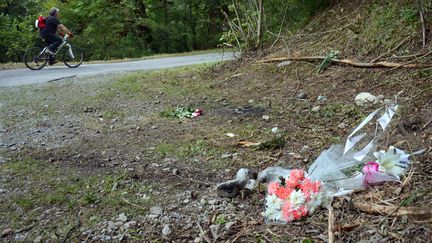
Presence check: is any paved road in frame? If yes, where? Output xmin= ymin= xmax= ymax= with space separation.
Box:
xmin=0 ymin=52 xmax=235 ymax=87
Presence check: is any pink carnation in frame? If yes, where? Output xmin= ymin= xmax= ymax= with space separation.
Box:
xmin=290 ymin=169 xmax=305 ymax=181
xmin=285 ymin=177 xmax=300 ymax=189
xmin=281 ymin=202 xmax=294 ymax=222
xmin=275 ymin=186 xmax=293 ymax=200
xmin=267 ymin=181 xmax=280 ymax=195
xmin=292 ymin=205 xmax=308 ymax=220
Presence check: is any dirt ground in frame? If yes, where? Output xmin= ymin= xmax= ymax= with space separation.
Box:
xmin=1 ymin=0 xmax=432 ymax=242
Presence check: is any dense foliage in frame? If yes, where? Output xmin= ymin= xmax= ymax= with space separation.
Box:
xmin=0 ymin=0 xmax=330 ymax=63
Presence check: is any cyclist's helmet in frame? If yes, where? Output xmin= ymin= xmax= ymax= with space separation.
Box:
xmin=49 ymin=7 xmax=59 ymax=16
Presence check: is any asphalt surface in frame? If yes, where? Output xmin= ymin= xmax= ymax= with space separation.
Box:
xmin=0 ymin=52 xmax=235 ymax=86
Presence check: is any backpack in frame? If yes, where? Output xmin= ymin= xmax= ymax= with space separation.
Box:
xmin=35 ymin=15 xmax=46 ymax=29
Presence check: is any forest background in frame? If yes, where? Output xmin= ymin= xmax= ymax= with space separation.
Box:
xmin=0 ymin=0 xmax=330 ymax=63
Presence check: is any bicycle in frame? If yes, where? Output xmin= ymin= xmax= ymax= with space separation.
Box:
xmin=23 ymin=34 xmax=84 ymax=70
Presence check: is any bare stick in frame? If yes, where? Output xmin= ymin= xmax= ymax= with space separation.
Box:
xmin=122 ymin=197 xmax=147 ymax=211
xmin=417 ymin=0 xmax=427 ymax=47
xmin=328 ymin=206 xmax=335 ymax=243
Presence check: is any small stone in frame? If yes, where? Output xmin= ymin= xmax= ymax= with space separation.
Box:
xmin=262 ymin=115 xmax=270 ymax=120
xmin=208 ymin=199 xmax=218 ymax=205
xmin=123 ymin=221 xmax=137 ymax=230
xmin=2 ymin=228 xmax=15 ymax=237
xmin=221 ymin=153 xmax=233 ymax=159
xmin=271 ymin=127 xmax=279 ymax=133
xmin=299 ymin=145 xmax=310 ymax=154
xmin=34 ymin=236 xmax=43 ymax=243
xmin=172 ymin=168 xmax=179 ymax=175
xmin=248 ymin=99 xmax=255 ymax=104
xmin=277 ymin=60 xmax=292 ymax=68
xmin=149 ymin=206 xmax=163 ymax=215
xmin=162 ymin=225 xmax=172 ymax=236
xmin=118 ymin=213 xmax=127 ymax=222
xmin=151 ymin=126 xmax=157 ymax=129
xmin=338 ymin=123 xmax=346 ymax=129
xmin=355 ymin=92 xmax=379 ymax=107
xmin=148 ymin=214 xmax=159 ymax=220
xmin=209 ymin=224 xmax=220 ymax=240
xmin=224 ymin=221 xmax=236 ymax=231
xmin=311 ymin=106 xmax=321 ymax=112
xmin=297 ymin=92 xmax=307 ymax=99
xmin=317 ymin=95 xmax=327 ymax=103
xmin=194 ymin=237 xmax=203 ymax=243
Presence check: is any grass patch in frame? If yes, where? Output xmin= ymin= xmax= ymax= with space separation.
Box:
xmin=0 ymin=158 xmax=155 ymax=236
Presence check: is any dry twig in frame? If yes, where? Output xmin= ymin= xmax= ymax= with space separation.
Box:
xmin=417 ymin=0 xmax=427 ymax=47
xmin=121 ymin=197 xmax=147 ymax=211
xmin=328 ymin=206 xmax=335 ymax=243
xmin=371 ymin=35 xmax=412 ymax=63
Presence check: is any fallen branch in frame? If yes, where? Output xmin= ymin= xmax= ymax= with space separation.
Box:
xmin=353 ymin=201 xmax=432 ymax=219
xmin=260 ymin=56 xmax=432 ymax=68
xmin=387 ymin=50 xmax=432 ymax=72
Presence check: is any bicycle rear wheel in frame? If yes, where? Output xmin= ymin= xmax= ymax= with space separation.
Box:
xmin=63 ymin=44 xmax=84 ymax=68
xmin=23 ymin=47 xmax=48 ymax=70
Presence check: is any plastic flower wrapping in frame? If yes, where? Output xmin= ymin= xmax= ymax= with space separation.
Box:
xmin=263 ymin=101 xmax=421 ymax=223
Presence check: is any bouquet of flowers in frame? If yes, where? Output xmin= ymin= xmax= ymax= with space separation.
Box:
xmin=262 ymin=101 xmax=422 ymax=223
xmin=264 ymin=169 xmax=324 ymax=222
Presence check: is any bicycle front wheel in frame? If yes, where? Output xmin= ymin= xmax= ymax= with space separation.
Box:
xmin=23 ymin=47 xmax=48 ymax=70
xmin=63 ymin=44 xmax=84 ymax=68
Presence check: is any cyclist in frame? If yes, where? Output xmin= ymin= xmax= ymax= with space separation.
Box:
xmin=39 ymin=7 xmax=73 ymax=65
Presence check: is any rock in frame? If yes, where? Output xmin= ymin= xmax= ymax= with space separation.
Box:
xmin=1 ymin=228 xmax=15 ymax=237
xmin=149 ymin=206 xmax=163 ymax=215
xmin=208 ymin=199 xmax=218 ymax=205
xmin=338 ymin=122 xmax=346 ymax=129
xmin=224 ymin=221 xmax=236 ymax=231
xmin=248 ymin=99 xmax=255 ymax=104
xmin=257 ymin=166 xmax=291 ymax=183
xmin=245 ymin=179 xmax=256 ymax=190
xmin=34 ymin=236 xmax=43 ymax=243
xmin=262 ymin=115 xmax=270 ymax=120
xmin=299 ymin=145 xmax=310 ymax=154
xmin=194 ymin=237 xmax=203 ymax=243
xmin=118 ymin=213 xmax=127 ymax=222
xmin=221 ymin=153 xmax=233 ymax=159
xmin=317 ymin=95 xmax=327 ymax=103
xmin=107 ymin=221 xmax=116 ymax=232
xmin=311 ymin=105 xmax=321 ymax=112
xmin=355 ymin=92 xmax=379 ymax=107
xmin=277 ymin=61 xmax=292 ymax=68
xmin=271 ymin=127 xmax=279 ymax=133
xmin=216 ymin=168 xmax=258 ymax=198
xmin=297 ymin=92 xmax=307 ymax=99
xmin=162 ymin=225 xmax=172 ymax=236
xmin=147 ymin=214 xmax=159 ymax=220
xmin=124 ymin=221 xmax=137 ymax=230
xmin=209 ymin=224 xmax=220 ymax=240
xmin=151 ymin=125 xmax=157 ymax=129
xmin=172 ymin=168 xmax=179 ymax=175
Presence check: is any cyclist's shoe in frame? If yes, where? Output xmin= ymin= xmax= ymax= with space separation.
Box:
xmin=44 ymin=48 xmax=55 ymax=55
xmin=48 ymin=56 xmax=57 ymax=65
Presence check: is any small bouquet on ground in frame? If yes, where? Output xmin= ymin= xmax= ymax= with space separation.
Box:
xmin=264 ymin=169 xmax=324 ymax=222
